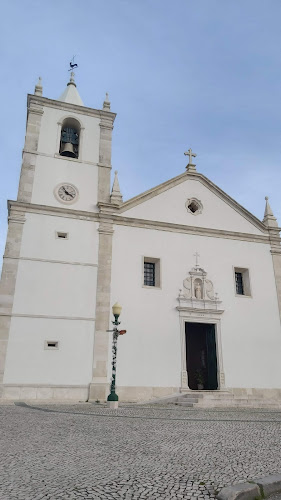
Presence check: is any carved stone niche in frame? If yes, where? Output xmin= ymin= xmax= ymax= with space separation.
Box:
xmin=178 ymin=265 xmax=222 ymax=311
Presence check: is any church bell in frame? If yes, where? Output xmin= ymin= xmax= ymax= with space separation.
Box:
xmin=60 ymin=142 xmax=76 ymax=158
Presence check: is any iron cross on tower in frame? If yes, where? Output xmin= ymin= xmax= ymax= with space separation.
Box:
xmin=184 ymin=148 xmax=197 ymax=165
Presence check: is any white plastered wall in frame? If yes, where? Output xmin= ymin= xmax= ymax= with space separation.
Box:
xmin=123 ymin=179 xmax=264 ymax=235
xmin=31 ymin=106 xmax=100 ymax=212
xmin=111 ymin=224 xmax=281 ymax=390
xmin=4 ymin=317 xmax=94 ymax=385
xmin=19 ymin=213 xmax=99 ymax=264
xmin=3 ymin=214 xmax=99 ymax=385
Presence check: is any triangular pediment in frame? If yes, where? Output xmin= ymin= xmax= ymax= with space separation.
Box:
xmin=119 ymin=172 xmax=266 ymax=236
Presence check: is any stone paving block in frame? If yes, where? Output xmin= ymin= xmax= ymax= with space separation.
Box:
xmin=1 ymin=404 xmax=281 ymax=499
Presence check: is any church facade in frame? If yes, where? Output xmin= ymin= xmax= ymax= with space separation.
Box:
xmin=1 ymin=74 xmax=281 ymax=403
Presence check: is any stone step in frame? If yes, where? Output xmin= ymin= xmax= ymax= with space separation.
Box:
xmin=147 ymin=391 xmax=281 ymax=409
xmin=196 ymin=398 xmax=281 ymax=408
xmin=181 ymin=393 xmax=203 ymax=399
xmin=165 ymin=391 xmax=281 ymax=409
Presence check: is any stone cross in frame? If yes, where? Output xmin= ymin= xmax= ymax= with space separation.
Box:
xmin=184 ymin=148 xmax=197 ymax=164
xmin=194 ymin=251 xmax=200 ymax=267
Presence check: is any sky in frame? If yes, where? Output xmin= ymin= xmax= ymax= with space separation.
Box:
xmin=1 ymin=0 xmax=281 ymax=261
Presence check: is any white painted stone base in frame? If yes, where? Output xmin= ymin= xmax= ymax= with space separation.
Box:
xmin=107 ymin=401 xmax=118 ymax=409
xmin=229 ymin=387 xmax=281 ymax=399
xmin=1 ymin=385 xmax=89 ymax=401
xmin=2 ymin=384 xmax=281 ymax=406
xmin=116 ymin=386 xmax=180 ymax=402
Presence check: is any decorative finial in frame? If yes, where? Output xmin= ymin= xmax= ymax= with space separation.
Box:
xmin=184 ymin=148 xmax=197 ymax=172
xmin=34 ymin=76 xmax=43 ymax=96
xmin=263 ymin=196 xmax=278 ymax=228
xmin=67 ymin=71 xmax=76 ymax=88
xmin=103 ymin=92 xmax=111 ymax=111
xmin=111 ymin=170 xmax=123 ymax=205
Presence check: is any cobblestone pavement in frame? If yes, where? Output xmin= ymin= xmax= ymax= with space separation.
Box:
xmin=1 ymin=403 xmax=281 ymax=499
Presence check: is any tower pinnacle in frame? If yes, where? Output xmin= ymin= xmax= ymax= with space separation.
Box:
xmin=58 ymin=71 xmax=84 ymax=106
xmin=34 ymin=77 xmax=43 ymax=96
xmin=111 ymin=171 xmax=123 ymax=205
xmin=263 ymin=196 xmax=278 ymax=228
xmin=103 ymin=92 xmax=111 ymax=111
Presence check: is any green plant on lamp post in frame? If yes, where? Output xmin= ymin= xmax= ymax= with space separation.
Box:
xmin=107 ymin=302 xmax=126 ymax=408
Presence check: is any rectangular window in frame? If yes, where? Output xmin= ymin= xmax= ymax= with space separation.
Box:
xmin=143 ymin=257 xmax=161 ymax=288
xmin=234 ymin=268 xmax=251 ymax=297
xmin=144 ymin=262 xmax=155 ymax=286
xmin=235 ymin=272 xmax=244 ymax=295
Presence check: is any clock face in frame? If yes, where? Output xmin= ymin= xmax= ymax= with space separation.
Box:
xmin=55 ymin=183 xmax=78 ymax=204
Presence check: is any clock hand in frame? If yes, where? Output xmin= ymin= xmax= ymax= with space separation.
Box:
xmin=63 ymin=187 xmax=74 ymax=198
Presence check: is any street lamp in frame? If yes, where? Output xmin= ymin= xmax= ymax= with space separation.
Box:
xmin=107 ymin=302 xmax=126 ymax=409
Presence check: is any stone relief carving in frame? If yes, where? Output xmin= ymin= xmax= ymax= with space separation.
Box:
xmin=205 ymin=279 xmax=215 ymax=300
xmin=178 ymin=259 xmax=221 ymax=311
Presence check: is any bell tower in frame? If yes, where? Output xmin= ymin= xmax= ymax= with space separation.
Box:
xmin=17 ymin=72 xmax=115 ymax=209
xmin=0 ymin=73 xmax=116 ymax=400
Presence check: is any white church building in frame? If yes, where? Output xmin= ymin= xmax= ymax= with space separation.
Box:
xmin=1 ymin=73 xmax=281 ymax=404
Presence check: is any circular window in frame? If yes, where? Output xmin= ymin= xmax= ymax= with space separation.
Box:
xmin=185 ymin=198 xmax=203 ymax=215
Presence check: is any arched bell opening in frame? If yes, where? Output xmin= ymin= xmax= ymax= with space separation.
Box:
xmin=59 ymin=117 xmax=80 ymax=159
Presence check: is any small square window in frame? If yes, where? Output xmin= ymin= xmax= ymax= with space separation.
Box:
xmin=234 ymin=268 xmax=251 ymax=297
xmin=56 ymin=231 xmax=68 ymax=239
xmin=143 ymin=257 xmax=161 ymax=288
xmin=44 ymin=340 xmax=59 ymax=350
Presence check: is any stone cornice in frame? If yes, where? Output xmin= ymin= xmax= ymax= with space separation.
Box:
xmin=0 ymin=312 xmax=95 ymax=321
xmin=112 ymin=215 xmax=273 ymax=244
xmin=97 ymin=201 xmax=121 ymax=215
xmin=27 ymin=94 xmax=116 ymax=123
xmin=22 ymin=149 xmax=101 ymax=167
xmin=8 ymin=200 xmax=100 ymax=222
xmin=7 ymin=200 xmax=280 ymax=244
xmin=119 ymin=171 xmax=270 ymax=234
xmin=4 ymin=256 xmax=98 ymax=267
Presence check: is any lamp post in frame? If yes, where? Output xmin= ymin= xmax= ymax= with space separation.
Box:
xmin=107 ymin=302 xmax=126 ymax=409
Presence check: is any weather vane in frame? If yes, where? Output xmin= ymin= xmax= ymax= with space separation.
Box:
xmin=69 ymin=56 xmax=78 ymax=71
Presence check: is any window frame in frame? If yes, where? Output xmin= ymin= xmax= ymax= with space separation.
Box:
xmin=142 ymin=257 xmax=161 ymax=289
xmin=233 ymin=267 xmax=252 ymax=298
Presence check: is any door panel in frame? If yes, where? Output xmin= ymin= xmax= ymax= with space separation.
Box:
xmin=206 ymin=324 xmax=218 ymax=390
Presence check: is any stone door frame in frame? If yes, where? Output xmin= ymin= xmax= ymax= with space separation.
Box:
xmin=178 ymin=311 xmax=225 ymax=391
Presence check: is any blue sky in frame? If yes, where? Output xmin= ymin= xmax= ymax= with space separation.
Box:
xmin=1 ymin=0 xmax=281 ymax=260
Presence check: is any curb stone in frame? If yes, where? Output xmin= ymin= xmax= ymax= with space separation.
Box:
xmin=256 ymin=475 xmax=281 ymax=497
xmin=217 ymin=474 xmax=281 ymax=499
xmin=217 ymin=482 xmax=260 ymax=500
